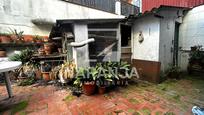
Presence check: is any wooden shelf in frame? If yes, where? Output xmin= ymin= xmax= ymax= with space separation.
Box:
xmin=0 ymin=43 xmax=43 ymax=47
xmin=32 ymin=53 xmax=67 ymax=59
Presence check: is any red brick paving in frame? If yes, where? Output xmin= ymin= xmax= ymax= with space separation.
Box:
xmin=0 ymin=83 xmax=191 ymax=115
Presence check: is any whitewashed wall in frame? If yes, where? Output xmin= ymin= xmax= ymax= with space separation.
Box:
xmin=0 ymin=0 xmax=124 ymax=36
xmin=179 ymin=5 xmax=204 ymax=71
xmin=158 ymin=9 xmax=183 ymax=72
xmin=132 ymin=14 xmax=160 ymax=62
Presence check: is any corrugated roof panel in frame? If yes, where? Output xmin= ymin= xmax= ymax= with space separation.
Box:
xmin=142 ymin=0 xmax=204 ymax=12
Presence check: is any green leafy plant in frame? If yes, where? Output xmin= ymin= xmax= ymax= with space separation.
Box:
xmin=10 ymin=29 xmax=24 ymax=41
xmin=34 ymin=35 xmax=42 ymax=40
xmin=74 ymin=61 xmax=131 ymax=87
xmin=117 ymin=61 xmax=131 ymax=79
xmin=165 ymin=64 xmax=181 ymax=79
xmin=9 ymin=48 xmax=34 ymax=65
xmin=74 ymin=67 xmax=98 ymax=86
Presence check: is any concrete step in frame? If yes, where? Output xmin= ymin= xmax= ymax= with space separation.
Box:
xmin=121 ymin=47 xmax=131 ymax=53
xmin=121 ymin=53 xmax=132 ymax=58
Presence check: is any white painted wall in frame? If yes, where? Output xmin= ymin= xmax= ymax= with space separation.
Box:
xmin=179 ymin=5 xmax=204 ymax=71
xmin=158 ymin=9 xmax=184 ymax=72
xmin=0 ymin=0 xmax=124 ymax=36
xmin=132 ymin=14 xmax=160 ymax=62
xmin=132 ymin=8 xmax=185 ymax=72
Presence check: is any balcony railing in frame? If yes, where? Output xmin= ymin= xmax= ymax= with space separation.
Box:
xmin=121 ymin=1 xmax=139 ymax=17
xmin=62 ymin=0 xmax=139 ymax=16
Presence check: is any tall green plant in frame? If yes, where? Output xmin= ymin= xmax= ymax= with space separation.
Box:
xmin=9 ymin=48 xmax=39 ymax=67
xmin=74 ymin=67 xmax=98 ymax=86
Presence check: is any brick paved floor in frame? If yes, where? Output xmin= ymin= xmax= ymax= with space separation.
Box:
xmin=0 ymin=75 xmax=204 ymax=115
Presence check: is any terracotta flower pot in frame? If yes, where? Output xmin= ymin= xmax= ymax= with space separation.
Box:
xmin=35 ymin=69 xmax=42 ymax=80
xmin=0 ymin=50 xmax=6 ymax=57
xmin=98 ymin=86 xmax=106 ymax=94
xmin=42 ymin=72 xmax=50 ymax=81
xmin=127 ymin=0 xmax=132 ymax=4
xmin=82 ymin=82 xmax=96 ymax=96
xmin=43 ymin=37 xmax=49 ymax=42
xmin=23 ymin=35 xmax=34 ymax=42
xmin=0 ymin=36 xmax=11 ymax=43
xmin=10 ymin=35 xmax=17 ymax=42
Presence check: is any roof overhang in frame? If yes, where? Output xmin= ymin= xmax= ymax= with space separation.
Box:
xmin=57 ymin=18 xmax=126 ymax=24
xmin=128 ymin=5 xmax=191 ymax=19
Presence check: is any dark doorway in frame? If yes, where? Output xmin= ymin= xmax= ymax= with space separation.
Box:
xmin=173 ymin=22 xmax=180 ymax=66
xmin=121 ymin=25 xmax=131 ymax=47
xmin=121 ymin=24 xmax=132 ymax=63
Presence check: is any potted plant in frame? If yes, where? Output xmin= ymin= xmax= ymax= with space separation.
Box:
xmin=0 ymin=48 xmax=7 ymax=57
xmin=44 ymin=42 xmax=53 ymax=55
xmin=34 ymin=35 xmax=43 ymax=43
xmin=41 ymin=62 xmax=51 ymax=81
xmin=96 ymin=62 xmax=116 ymax=94
xmin=96 ymin=75 xmax=106 ymax=94
xmin=117 ymin=61 xmax=131 ymax=86
xmin=8 ymin=49 xmax=36 ymax=79
xmin=43 ymin=36 xmax=49 ymax=42
xmin=58 ymin=61 xmax=76 ymax=83
xmin=165 ymin=65 xmax=181 ymax=79
xmin=74 ymin=67 xmax=97 ymax=96
xmin=0 ymin=33 xmax=11 ymax=43
xmin=10 ymin=29 xmax=24 ymax=43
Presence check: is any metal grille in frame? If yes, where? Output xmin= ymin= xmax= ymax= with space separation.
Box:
xmin=66 ymin=0 xmax=116 ymax=13
xmin=121 ymin=1 xmax=139 ymax=16
xmin=63 ymin=0 xmax=139 ymax=16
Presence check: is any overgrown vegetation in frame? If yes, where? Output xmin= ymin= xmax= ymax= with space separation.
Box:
xmin=9 ymin=48 xmax=36 ymax=65
xmin=8 ymin=49 xmax=40 ymax=84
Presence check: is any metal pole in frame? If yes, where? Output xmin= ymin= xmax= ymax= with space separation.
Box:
xmin=4 ymin=72 xmax=13 ymax=98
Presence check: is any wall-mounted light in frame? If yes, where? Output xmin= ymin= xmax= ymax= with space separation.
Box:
xmin=138 ymin=31 xmax=144 ymax=43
